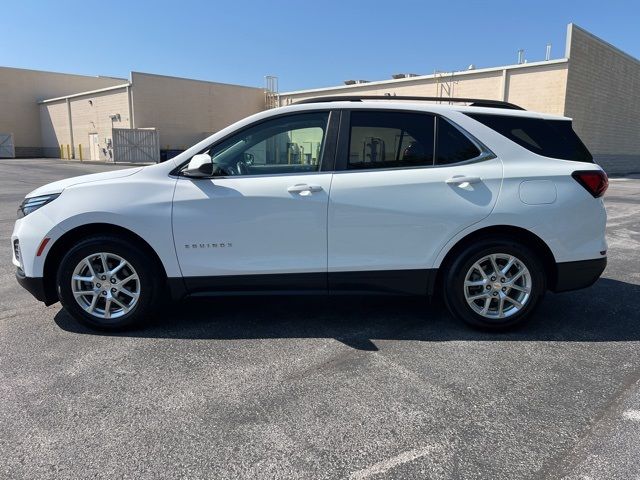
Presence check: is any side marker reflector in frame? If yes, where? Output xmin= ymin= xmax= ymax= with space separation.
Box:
xmin=36 ymin=238 xmax=51 ymax=257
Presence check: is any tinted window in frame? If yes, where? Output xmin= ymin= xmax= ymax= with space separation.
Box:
xmin=466 ymin=113 xmax=593 ymax=162
xmin=205 ymin=112 xmax=329 ymax=176
xmin=435 ymin=118 xmax=482 ymax=165
xmin=348 ymin=111 xmax=435 ymax=169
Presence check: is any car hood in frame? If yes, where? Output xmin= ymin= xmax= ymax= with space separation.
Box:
xmin=26 ymin=167 xmax=143 ymax=198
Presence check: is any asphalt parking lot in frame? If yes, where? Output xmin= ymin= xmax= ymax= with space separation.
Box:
xmin=1 ymin=158 xmax=639 ymax=479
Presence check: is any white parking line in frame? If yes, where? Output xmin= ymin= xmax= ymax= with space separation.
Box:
xmin=622 ymin=409 xmax=640 ymax=421
xmin=348 ymin=446 xmax=435 ymax=479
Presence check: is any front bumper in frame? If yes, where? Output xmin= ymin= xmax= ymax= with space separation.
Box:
xmin=553 ymin=257 xmax=607 ymax=293
xmin=11 ymin=210 xmax=62 ymax=278
xmin=15 ymin=268 xmax=57 ymax=305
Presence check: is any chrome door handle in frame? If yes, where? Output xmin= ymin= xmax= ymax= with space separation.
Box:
xmin=287 ymin=184 xmax=323 ymax=193
xmin=445 ymin=175 xmax=482 ymax=186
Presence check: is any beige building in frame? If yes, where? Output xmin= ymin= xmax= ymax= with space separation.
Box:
xmin=0 ymin=67 xmax=125 ymax=157
xmin=280 ymin=24 xmax=640 ymax=174
xmin=0 ymin=66 xmax=264 ymax=161
xmin=38 ymin=72 xmax=264 ymax=162
xmin=1 ymin=23 xmax=638 ymax=172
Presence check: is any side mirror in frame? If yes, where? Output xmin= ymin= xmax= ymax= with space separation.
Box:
xmin=184 ymin=154 xmax=213 ymax=177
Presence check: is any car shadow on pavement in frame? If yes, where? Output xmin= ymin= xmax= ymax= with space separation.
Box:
xmin=54 ymin=278 xmax=640 ymax=350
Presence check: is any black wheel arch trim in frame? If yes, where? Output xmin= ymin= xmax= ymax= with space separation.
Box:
xmin=42 ymin=223 xmax=170 ymax=304
xmin=434 ymin=225 xmax=558 ymax=295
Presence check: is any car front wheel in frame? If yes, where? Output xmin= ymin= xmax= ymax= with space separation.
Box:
xmin=56 ymin=235 xmax=162 ymax=330
xmin=443 ymin=239 xmax=546 ymax=330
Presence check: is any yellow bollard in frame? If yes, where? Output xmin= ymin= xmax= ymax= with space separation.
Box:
xmin=78 ymin=144 xmax=83 ymax=161
xmin=66 ymin=144 xmax=70 ymax=160
xmin=60 ymin=145 xmax=64 ymax=159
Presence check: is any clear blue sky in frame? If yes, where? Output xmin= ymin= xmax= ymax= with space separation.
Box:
xmin=4 ymin=0 xmax=639 ymax=92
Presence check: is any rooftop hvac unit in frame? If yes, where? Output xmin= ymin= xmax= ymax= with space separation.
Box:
xmin=392 ymin=73 xmax=419 ymax=79
xmin=344 ymin=79 xmax=371 ymax=85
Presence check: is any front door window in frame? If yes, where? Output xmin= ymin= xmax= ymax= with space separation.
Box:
xmin=205 ymin=112 xmax=329 ymax=176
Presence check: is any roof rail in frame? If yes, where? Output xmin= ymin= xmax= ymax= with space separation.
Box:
xmin=293 ymin=95 xmax=524 ymax=110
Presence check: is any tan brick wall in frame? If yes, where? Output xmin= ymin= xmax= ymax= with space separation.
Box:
xmin=0 ymin=66 xmax=125 ymax=154
xmin=280 ymin=62 xmax=567 ymax=114
xmin=280 ymin=70 xmax=504 ymax=104
xmin=564 ymin=24 xmax=640 ymax=171
xmin=70 ymin=89 xmax=131 ymax=161
xmin=506 ymin=63 xmax=567 ymax=115
xmin=39 ymin=102 xmax=70 ymax=157
xmin=40 ymin=88 xmax=131 ymax=160
xmin=449 ymin=71 xmax=504 ymax=99
xmin=130 ymin=72 xmax=265 ymax=150
xmin=280 ymin=78 xmax=436 ymax=103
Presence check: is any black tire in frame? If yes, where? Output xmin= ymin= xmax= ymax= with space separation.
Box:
xmin=442 ymin=239 xmax=546 ymax=330
xmin=56 ymin=235 xmax=163 ymax=330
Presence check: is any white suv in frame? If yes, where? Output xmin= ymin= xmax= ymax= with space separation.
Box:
xmin=12 ymin=96 xmax=608 ymax=330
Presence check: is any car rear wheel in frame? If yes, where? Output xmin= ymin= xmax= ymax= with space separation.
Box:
xmin=56 ymin=235 xmax=162 ymax=330
xmin=443 ymin=239 xmax=546 ymax=330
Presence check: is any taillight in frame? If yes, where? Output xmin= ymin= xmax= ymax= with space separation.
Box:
xmin=572 ymin=170 xmax=608 ymax=198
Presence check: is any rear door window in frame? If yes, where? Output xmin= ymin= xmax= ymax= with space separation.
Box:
xmin=348 ymin=111 xmax=435 ymax=169
xmin=465 ymin=113 xmax=593 ymax=162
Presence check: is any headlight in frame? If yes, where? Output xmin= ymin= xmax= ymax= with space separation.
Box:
xmin=17 ymin=193 xmax=60 ymax=218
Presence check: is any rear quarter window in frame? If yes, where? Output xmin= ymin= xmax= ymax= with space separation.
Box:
xmin=465 ymin=113 xmax=593 ymax=163
xmin=435 ymin=118 xmax=481 ymax=165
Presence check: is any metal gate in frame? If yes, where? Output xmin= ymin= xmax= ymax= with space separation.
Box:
xmin=0 ymin=133 xmax=15 ymax=158
xmin=112 ymin=128 xmax=160 ymax=164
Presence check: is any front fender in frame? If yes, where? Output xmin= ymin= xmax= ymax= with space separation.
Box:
xmin=40 ymin=211 xmax=182 ymax=279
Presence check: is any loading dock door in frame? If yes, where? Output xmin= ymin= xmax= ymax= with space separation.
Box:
xmin=112 ymin=128 xmax=160 ymax=164
xmin=0 ymin=133 xmax=15 ymax=158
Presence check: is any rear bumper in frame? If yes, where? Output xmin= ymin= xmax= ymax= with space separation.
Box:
xmin=553 ymin=257 xmax=607 ymax=293
xmin=15 ymin=268 xmax=57 ymax=305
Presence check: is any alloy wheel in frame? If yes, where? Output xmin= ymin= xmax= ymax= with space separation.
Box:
xmin=71 ymin=252 xmax=140 ymax=320
xmin=463 ymin=253 xmax=532 ymax=319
